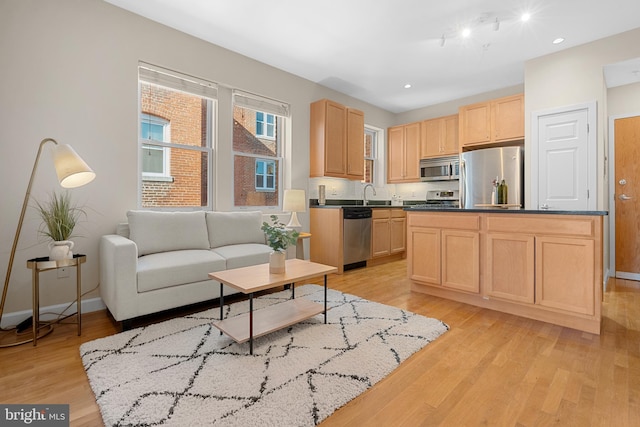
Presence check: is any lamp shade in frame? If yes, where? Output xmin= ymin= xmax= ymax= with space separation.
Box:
xmin=283 ymin=189 xmax=306 ymax=213
xmin=283 ymin=189 xmax=306 ymax=229
xmin=52 ymin=144 xmax=96 ymax=188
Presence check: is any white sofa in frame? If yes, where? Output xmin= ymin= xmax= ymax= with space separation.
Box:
xmin=99 ymin=210 xmax=275 ymax=328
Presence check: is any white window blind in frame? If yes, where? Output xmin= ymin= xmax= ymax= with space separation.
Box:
xmin=233 ymin=90 xmax=290 ymax=117
xmin=139 ymin=62 xmax=218 ymax=99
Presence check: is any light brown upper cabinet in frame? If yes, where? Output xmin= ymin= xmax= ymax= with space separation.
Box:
xmin=421 ymin=114 xmax=459 ymax=158
xmin=459 ymin=94 xmax=524 ymax=147
xmin=310 ymin=99 xmax=364 ymax=180
xmin=387 ymin=121 xmax=420 ymax=183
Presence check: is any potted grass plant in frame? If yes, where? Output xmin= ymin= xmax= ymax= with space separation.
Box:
xmin=261 ymin=215 xmax=299 ymax=273
xmin=34 ymin=191 xmax=85 ymax=260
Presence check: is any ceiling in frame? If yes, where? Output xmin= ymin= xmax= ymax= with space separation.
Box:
xmin=106 ymin=0 xmax=640 ymax=113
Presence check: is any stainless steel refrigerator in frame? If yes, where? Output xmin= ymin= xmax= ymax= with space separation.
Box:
xmin=460 ymin=146 xmax=524 ymax=209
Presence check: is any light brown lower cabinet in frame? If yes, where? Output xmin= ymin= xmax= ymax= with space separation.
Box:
xmin=535 ymin=236 xmax=595 ymax=315
xmin=408 ymin=211 xmax=603 ymax=334
xmin=407 ymin=212 xmax=480 ymax=293
xmin=485 ymin=233 xmax=535 ymax=304
xmin=371 ymin=209 xmax=406 ymax=259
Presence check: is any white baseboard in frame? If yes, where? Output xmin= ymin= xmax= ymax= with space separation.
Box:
xmin=1 ymin=297 xmax=106 ymax=329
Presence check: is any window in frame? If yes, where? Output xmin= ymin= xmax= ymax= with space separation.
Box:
xmin=364 ymin=126 xmax=378 ymax=184
xmin=256 ymin=112 xmax=275 ymax=139
xmin=141 ymin=114 xmax=170 ymax=177
xmin=232 ymin=90 xmax=290 ymax=208
xmin=255 ymin=159 xmax=276 ymax=191
xmin=138 ymin=63 xmax=217 ymax=209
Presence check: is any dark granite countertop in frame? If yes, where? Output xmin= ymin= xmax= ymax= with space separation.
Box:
xmin=404 ymin=207 xmax=608 ymax=215
xmin=308 ymin=199 xmax=607 ymax=215
xmin=309 ymin=199 xmax=403 ymax=208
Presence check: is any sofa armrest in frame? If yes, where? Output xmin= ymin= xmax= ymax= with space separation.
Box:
xmin=99 ymin=234 xmax=139 ymax=321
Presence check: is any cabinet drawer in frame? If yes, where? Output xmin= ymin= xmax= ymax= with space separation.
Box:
xmin=408 ymin=213 xmax=480 ymax=230
xmin=391 ymin=209 xmax=406 ymax=218
xmin=485 ymin=215 xmax=595 ymax=237
xmin=372 ymin=209 xmax=390 ymax=219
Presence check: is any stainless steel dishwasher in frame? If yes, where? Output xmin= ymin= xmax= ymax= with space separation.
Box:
xmin=343 ymin=207 xmax=372 ymax=270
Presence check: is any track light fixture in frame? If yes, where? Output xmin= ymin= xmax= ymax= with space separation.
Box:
xmin=493 ymin=18 xmax=500 ymax=31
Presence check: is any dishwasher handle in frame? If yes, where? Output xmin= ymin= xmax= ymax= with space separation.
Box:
xmin=343 ymin=208 xmax=372 ymax=219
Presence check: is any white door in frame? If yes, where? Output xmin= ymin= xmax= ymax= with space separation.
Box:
xmin=536 ymin=106 xmax=593 ymax=210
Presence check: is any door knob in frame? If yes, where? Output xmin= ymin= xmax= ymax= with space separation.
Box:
xmin=619 ymin=179 xmax=627 ymax=185
xmin=619 ymin=194 xmax=632 ymax=200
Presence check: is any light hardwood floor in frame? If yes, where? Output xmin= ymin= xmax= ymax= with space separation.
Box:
xmin=0 ymin=259 xmax=638 ymax=426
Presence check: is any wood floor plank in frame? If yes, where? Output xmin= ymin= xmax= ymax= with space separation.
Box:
xmin=0 ymin=259 xmax=638 ymax=426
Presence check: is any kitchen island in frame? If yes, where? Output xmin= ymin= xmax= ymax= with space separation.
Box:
xmin=406 ymin=208 xmax=607 ymax=334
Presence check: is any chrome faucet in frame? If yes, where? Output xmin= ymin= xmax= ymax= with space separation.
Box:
xmin=363 ymin=183 xmax=376 ymax=206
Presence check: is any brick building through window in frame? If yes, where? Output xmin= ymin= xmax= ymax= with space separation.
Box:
xmin=140 ymin=83 xmax=209 ymax=208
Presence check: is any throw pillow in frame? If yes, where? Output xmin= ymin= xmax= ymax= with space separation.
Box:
xmin=206 ymin=211 xmax=266 ymax=248
xmin=127 ymin=210 xmax=210 ymax=256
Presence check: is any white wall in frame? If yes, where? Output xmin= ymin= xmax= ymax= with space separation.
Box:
xmin=0 ymin=0 xmax=395 ymax=316
xmin=396 ymin=84 xmax=524 ymax=125
xmin=524 ymin=27 xmax=640 ymax=280
xmin=607 ymin=82 xmax=640 ymax=116
xmin=524 ymin=27 xmax=640 ymax=211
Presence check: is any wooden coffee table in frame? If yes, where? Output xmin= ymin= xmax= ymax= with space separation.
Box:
xmin=208 ymin=259 xmax=338 ymax=354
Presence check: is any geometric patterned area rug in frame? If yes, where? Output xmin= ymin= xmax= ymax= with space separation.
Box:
xmin=80 ymin=285 xmax=448 ymax=426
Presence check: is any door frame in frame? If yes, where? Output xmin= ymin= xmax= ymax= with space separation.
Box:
xmin=530 ymin=101 xmax=597 ymax=210
xmin=608 ymin=112 xmax=640 ymax=280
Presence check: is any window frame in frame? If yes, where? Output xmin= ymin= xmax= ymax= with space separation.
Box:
xmin=140 ymin=113 xmax=171 ymax=180
xmin=256 ymin=111 xmax=276 ymax=140
xmin=255 ymin=158 xmax=277 ymax=191
xmin=138 ymin=63 xmax=217 ymax=211
xmin=231 ymin=90 xmax=290 ymax=210
xmin=365 ymin=124 xmax=385 ymax=187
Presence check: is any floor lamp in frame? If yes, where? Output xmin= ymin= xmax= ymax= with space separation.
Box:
xmin=0 ymin=138 xmax=96 ymax=347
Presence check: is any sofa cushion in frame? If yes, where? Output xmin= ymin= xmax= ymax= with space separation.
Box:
xmin=127 ymin=210 xmax=210 ymax=256
xmin=137 ymin=249 xmax=226 ymax=293
xmin=206 ymin=211 xmax=266 ymax=248
xmin=212 ymin=243 xmax=272 ymax=270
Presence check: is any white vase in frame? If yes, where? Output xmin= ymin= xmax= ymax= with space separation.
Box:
xmin=49 ymin=240 xmax=74 ymax=261
xmin=269 ymin=251 xmax=286 ymax=274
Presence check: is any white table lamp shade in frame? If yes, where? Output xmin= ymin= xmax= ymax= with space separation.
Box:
xmin=283 ymin=189 xmax=306 ymax=228
xmin=52 ymin=144 xmax=96 ymax=188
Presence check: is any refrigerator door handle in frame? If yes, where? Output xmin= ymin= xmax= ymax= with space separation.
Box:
xmin=460 ymin=159 xmax=466 ymax=209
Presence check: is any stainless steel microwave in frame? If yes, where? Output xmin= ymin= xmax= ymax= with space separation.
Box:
xmin=420 ymin=156 xmax=460 ymax=181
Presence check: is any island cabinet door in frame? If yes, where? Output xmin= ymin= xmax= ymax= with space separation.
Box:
xmin=441 ymin=230 xmax=480 ymax=293
xmin=535 ymin=236 xmax=596 ymax=315
xmin=408 ymin=227 xmax=441 ymax=285
xmin=485 ymin=233 xmax=535 ymax=303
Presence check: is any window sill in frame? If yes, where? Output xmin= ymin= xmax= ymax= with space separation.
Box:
xmin=142 ymin=175 xmax=175 ymax=183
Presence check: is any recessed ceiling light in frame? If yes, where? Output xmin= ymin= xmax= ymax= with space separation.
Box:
xmin=461 ymin=28 xmax=471 ymax=38
xmin=404 ymin=84 xmax=412 ymax=89
xmin=552 ymin=37 xmax=565 ymax=44
xmin=521 ymin=13 xmax=531 ymax=22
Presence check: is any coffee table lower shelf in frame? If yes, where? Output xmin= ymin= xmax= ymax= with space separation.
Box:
xmin=214 ymin=297 xmax=324 ymax=344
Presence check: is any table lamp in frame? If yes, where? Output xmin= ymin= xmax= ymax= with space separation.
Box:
xmin=283 ymin=189 xmax=306 ymax=229
xmin=0 ymin=138 xmax=95 ymax=347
